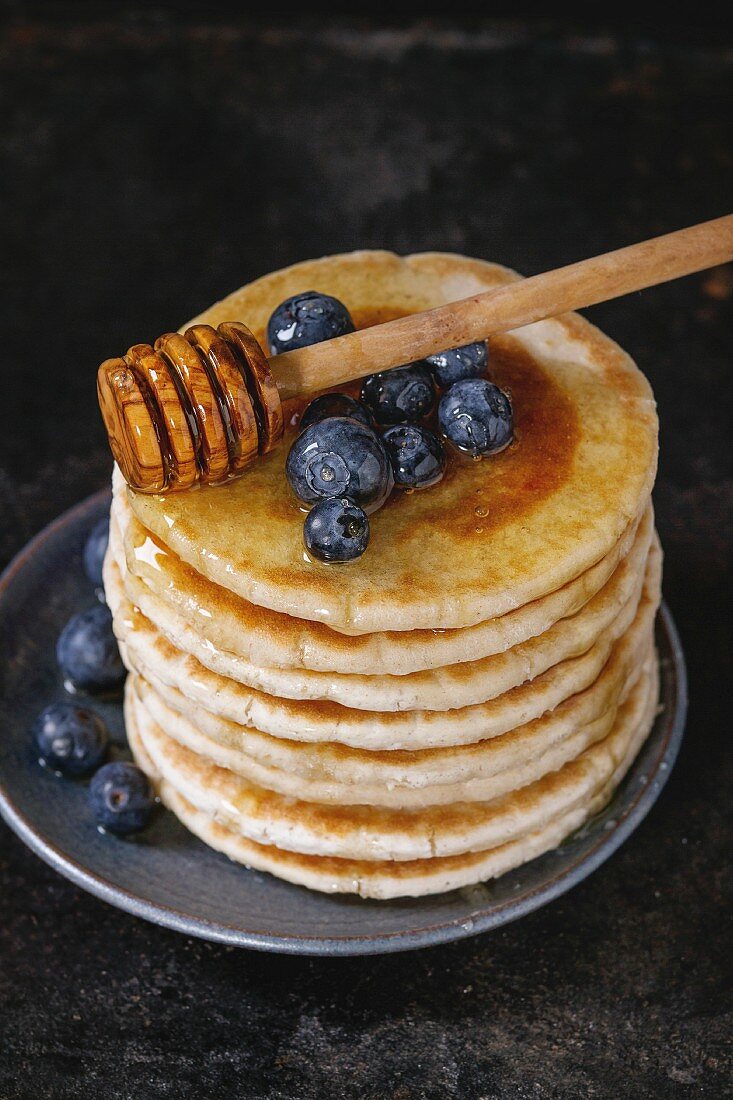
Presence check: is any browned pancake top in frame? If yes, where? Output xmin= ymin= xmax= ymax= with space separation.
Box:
xmin=128 ymin=252 xmax=657 ymax=630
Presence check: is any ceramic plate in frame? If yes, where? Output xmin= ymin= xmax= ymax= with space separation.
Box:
xmin=0 ymin=492 xmax=687 ymax=955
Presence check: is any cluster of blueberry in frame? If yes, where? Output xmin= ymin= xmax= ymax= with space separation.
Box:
xmin=32 ymin=520 xmax=155 ymax=836
xmin=268 ymin=291 xmax=514 ymax=562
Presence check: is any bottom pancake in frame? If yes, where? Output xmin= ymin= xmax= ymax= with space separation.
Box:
xmin=127 ymin=658 xmax=659 ymax=898
xmin=127 ymin=657 xmax=658 ymax=865
xmin=124 ymin=576 xmax=655 ymax=810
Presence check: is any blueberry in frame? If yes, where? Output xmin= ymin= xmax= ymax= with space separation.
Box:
xmin=438 ymin=378 xmax=513 ymax=457
xmin=83 ymin=516 xmax=110 ymax=588
xmin=286 ymin=417 xmax=393 ymax=513
xmin=382 ymin=425 xmax=446 ymax=490
xmin=426 ymin=341 xmax=488 ymax=388
xmin=33 ymin=702 xmax=108 ymax=777
xmin=267 ymin=291 xmax=354 ymax=355
xmin=304 ymin=498 xmax=370 ymax=563
xmin=56 ymin=604 xmax=126 ymax=694
xmin=360 ymin=363 xmax=435 ymax=426
xmin=89 ymin=761 xmax=155 ymax=836
xmin=299 ymin=393 xmax=374 ymax=432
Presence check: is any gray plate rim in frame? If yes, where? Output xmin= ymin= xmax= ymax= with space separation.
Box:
xmin=0 ymin=491 xmax=688 ymax=956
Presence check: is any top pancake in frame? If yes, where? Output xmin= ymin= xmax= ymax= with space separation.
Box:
xmin=127 ymin=251 xmax=658 ymax=633
xmin=115 ymin=474 xmax=649 ymax=676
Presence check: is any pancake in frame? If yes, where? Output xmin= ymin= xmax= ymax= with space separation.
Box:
xmin=113 ymin=471 xmax=649 ymax=676
xmin=105 ymin=537 xmax=661 ymax=749
xmin=129 ymin=719 xmax=631 ymax=899
xmin=112 ymin=508 xmax=650 ymax=709
xmin=128 ymin=657 xmax=658 ymax=863
xmin=122 ymin=579 xmax=656 ymax=808
xmin=128 ymin=661 xmax=658 ymax=898
xmin=131 ymin=645 xmax=648 ymax=809
xmin=108 ymin=513 xmax=650 ymax=712
xmin=126 ymin=251 xmax=658 ymax=633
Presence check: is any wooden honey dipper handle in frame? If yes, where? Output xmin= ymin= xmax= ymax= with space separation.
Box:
xmin=270 ymin=214 xmax=733 ymax=399
xmin=99 ymin=215 xmax=733 ymax=492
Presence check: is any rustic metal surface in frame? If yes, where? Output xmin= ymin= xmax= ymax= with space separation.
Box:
xmin=0 ymin=10 xmax=731 ymax=1098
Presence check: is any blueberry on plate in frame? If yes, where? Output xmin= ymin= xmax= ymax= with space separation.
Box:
xmin=83 ymin=516 xmax=110 ymax=588
xmin=304 ymin=498 xmax=370 ymax=563
xmin=299 ymin=392 xmax=374 ymax=432
xmin=267 ymin=291 xmax=354 ymax=355
xmin=56 ymin=604 xmax=126 ymax=694
xmin=382 ymin=424 xmax=446 ymax=490
xmin=426 ymin=341 xmax=488 ymax=388
xmin=286 ymin=416 xmax=393 ymax=513
xmin=438 ymin=378 xmax=513 ymax=457
xmin=89 ymin=761 xmax=155 ymax=836
xmin=360 ymin=363 xmax=435 ymax=426
xmin=33 ymin=702 xmax=108 ymax=777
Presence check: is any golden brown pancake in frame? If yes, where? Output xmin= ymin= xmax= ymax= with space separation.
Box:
xmin=131 ymin=647 xmax=647 ymax=810
xmin=114 ymin=472 xmax=648 ymax=675
xmin=124 ymin=583 xmax=656 ymax=810
xmin=105 ymin=538 xmax=661 ymax=750
xmin=109 ymin=510 xmax=650 ymax=711
xmin=128 ymin=658 xmax=658 ymax=863
xmin=127 ymin=252 xmax=658 ymax=633
xmin=127 ymin=660 xmax=657 ymax=898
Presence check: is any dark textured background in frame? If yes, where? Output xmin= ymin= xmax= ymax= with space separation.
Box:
xmin=1 ymin=9 xmax=731 ymax=1098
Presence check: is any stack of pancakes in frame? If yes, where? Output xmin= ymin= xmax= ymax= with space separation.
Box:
xmin=103 ymin=251 xmax=660 ymax=899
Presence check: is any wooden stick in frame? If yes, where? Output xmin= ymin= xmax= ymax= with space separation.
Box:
xmin=99 ymin=214 xmax=733 ymax=492
xmin=270 ymin=214 xmax=733 ymax=399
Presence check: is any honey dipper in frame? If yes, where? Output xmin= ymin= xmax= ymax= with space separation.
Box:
xmin=99 ymin=214 xmax=733 ymax=493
